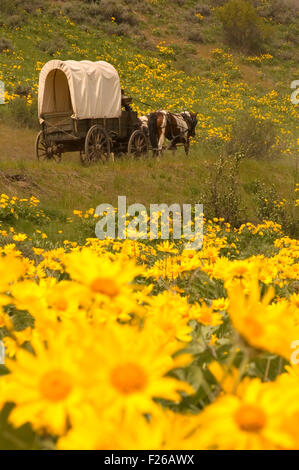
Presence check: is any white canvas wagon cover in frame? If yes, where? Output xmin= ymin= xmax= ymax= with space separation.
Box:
xmin=38 ymin=60 xmax=122 ymax=122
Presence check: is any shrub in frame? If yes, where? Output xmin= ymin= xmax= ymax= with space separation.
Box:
xmin=217 ymin=0 xmax=267 ymax=52
xmin=5 ymin=14 xmax=23 ymax=28
xmin=0 ymin=37 xmax=13 ymax=52
xmin=204 ymin=153 xmax=243 ymax=226
xmin=103 ymin=22 xmax=133 ymax=37
xmin=224 ymin=112 xmax=280 ymax=160
xmin=248 ymin=179 xmax=299 ymax=237
xmin=101 ymin=2 xmax=138 ymax=26
xmin=62 ymin=2 xmax=88 ymax=24
xmin=14 ymin=85 xmax=31 ymax=97
xmin=187 ymin=28 xmax=205 ymax=43
xmin=192 ymin=3 xmax=211 ymax=16
xmin=253 ymin=0 xmax=299 ymax=24
xmin=0 ymin=97 xmax=38 ymax=129
xmin=39 ymin=37 xmax=66 ymax=56
xmin=0 ymin=0 xmax=46 ymax=15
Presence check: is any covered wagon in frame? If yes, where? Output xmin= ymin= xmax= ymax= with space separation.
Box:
xmin=36 ymin=60 xmax=148 ymax=164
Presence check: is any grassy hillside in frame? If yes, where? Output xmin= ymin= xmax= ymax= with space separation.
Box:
xmin=0 ymin=0 xmax=298 ymax=147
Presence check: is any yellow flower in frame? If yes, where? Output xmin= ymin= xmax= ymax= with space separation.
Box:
xmin=58 ymin=406 xmax=161 ymax=450
xmin=3 ymin=330 xmax=84 ymax=435
xmin=146 ymin=291 xmax=193 ymax=347
xmin=156 ymin=241 xmax=179 ymax=254
xmin=0 ymin=254 xmax=27 ymax=291
xmin=227 ymin=274 xmax=299 ymax=359
xmin=64 ymin=248 xmax=143 ymax=321
xmin=80 ymin=322 xmax=193 ymax=417
xmin=189 ymin=303 xmax=223 ymax=326
xmin=64 ymin=247 xmax=140 ymax=298
xmin=194 ymin=379 xmax=299 ymax=450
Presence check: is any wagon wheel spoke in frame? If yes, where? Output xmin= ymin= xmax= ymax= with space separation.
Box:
xmin=85 ymin=125 xmax=111 ymax=165
xmin=36 ymin=131 xmax=62 ymax=163
xmin=52 ymin=150 xmax=62 ymax=163
xmin=128 ymin=130 xmax=149 ymax=158
xmin=36 ymin=132 xmax=50 ymax=161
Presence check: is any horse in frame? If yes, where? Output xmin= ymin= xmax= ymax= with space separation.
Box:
xmin=148 ymin=110 xmax=198 ymax=157
xmin=138 ymin=115 xmax=150 ymax=137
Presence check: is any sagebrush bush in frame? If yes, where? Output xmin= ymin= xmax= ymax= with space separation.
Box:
xmin=253 ymin=0 xmax=299 ymax=24
xmin=0 ymin=0 xmax=46 ymax=15
xmin=39 ymin=37 xmax=67 ymax=56
xmin=248 ymin=179 xmax=299 ymax=237
xmin=192 ymin=3 xmax=211 ymax=16
xmin=0 ymin=37 xmax=13 ymax=52
xmin=5 ymin=14 xmax=23 ymax=28
xmin=14 ymin=85 xmax=31 ymax=97
xmin=0 ymin=97 xmax=38 ymax=129
xmin=187 ymin=28 xmax=205 ymax=43
xmin=204 ymin=153 xmax=243 ymax=226
xmin=224 ymin=112 xmax=280 ymax=160
xmin=100 ymin=0 xmax=138 ymax=26
xmin=217 ymin=0 xmax=268 ymax=52
xmin=103 ymin=22 xmax=133 ymax=37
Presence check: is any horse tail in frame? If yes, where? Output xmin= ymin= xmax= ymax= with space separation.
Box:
xmin=148 ymin=112 xmax=159 ymax=151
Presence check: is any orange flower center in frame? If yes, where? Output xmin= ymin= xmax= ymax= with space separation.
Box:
xmin=245 ymin=316 xmax=263 ymax=337
xmin=235 ymin=404 xmax=267 ymax=432
xmin=52 ymin=298 xmax=68 ymax=311
xmin=39 ymin=369 xmax=72 ymax=402
xmin=232 ymin=266 xmax=248 ymax=278
xmin=199 ymin=311 xmax=213 ymax=325
xmin=110 ymin=362 xmax=147 ymax=395
xmin=90 ymin=277 xmax=120 ymax=297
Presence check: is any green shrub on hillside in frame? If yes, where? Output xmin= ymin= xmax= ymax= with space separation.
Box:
xmin=0 ymin=97 xmax=38 ymax=129
xmin=0 ymin=37 xmax=13 ymax=52
xmin=224 ymin=112 xmax=280 ymax=160
xmin=187 ymin=28 xmax=205 ymax=43
xmin=204 ymin=153 xmax=243 ymax=226
xmin=248 ymin=179 xmax=299 ymax=237
xmin=217 ymin=0 xmax=268 ymax=52
xmin=253 ymin=0 xmax=299 ymax=24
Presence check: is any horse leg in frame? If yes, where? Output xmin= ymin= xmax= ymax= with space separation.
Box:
xmin=157 ymin=113 xmax=167 ymax=157
xmin=184 ymin=139 xmax=190 ymax=156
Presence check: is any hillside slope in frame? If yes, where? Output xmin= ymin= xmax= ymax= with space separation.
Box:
xmin=0 ymin=0 xmax=298 ymax=147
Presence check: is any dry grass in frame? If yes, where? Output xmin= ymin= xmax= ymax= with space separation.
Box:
xmin=0 ymin=124 xmax=296 ymax=226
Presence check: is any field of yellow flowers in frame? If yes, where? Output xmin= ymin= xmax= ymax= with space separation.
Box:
xmin=0 ymin=194 xmax=298 ymax=450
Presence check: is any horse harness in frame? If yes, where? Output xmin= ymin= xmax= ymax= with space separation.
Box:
xmin=165 ymin=112 xmax=190 ymax=144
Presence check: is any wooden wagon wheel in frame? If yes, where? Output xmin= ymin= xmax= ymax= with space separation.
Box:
xmin=84 ymin=125 xmax=111 ymax=165
xmin=35 ymin=131 xmax=62 ymax=163
xmin=128 ymin=130 xmax=149 ymax=158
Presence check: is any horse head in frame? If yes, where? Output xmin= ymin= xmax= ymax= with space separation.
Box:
xmin=182 ymin=112 xmax=198 ymax=138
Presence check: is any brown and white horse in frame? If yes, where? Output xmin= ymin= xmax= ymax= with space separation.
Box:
xmin=148 ymin=111 xmax=198 ymax=156
xmin=138 ymin=115 xmax=150 ymax=136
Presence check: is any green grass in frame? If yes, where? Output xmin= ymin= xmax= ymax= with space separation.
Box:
xmin=0 ymin=1 xmax=298 ymax=150
xmin=0 ymin=123 xmax=297 ymax=243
